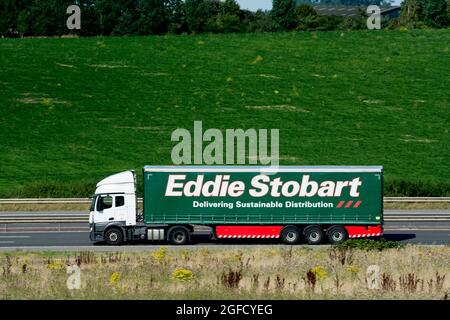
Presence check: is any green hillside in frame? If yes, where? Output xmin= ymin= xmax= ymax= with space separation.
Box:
xmin=0 ymin=30 xmax=449 ymax=197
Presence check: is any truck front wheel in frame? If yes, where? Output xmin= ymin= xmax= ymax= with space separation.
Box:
xmin=105 ymin=228 xmax=123 ymax=245
xmin=304 ymin=226 xmax=323 ymax=245
xmin=168 ymin=227 xmax=190 ymax=245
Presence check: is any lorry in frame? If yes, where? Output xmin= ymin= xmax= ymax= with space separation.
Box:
xmin=89 ymin=166 xmax=383 ymax=245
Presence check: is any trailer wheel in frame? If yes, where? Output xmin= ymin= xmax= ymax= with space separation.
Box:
xmin=281 ymin=226 xmax=301 ymax=244
xmin=304 ymin=226 xmax=323 ymax=245
xmin=327 ymin=226 xmax=348 ymax=244
xmin=105 ymin=228 xmax=123 ymax=245
xmin=168 ymin=227 xmax=190 ymax=245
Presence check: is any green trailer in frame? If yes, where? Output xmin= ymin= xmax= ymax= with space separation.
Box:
xmin=89 ymin=166 xmax=383 ymax=245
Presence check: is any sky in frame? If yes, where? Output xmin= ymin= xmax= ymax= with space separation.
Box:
xmin=235 ymin=0 xmax=403 ymax=12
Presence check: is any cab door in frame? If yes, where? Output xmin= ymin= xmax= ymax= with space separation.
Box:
xmin=94 ymin=195 xmax=115 ymax=223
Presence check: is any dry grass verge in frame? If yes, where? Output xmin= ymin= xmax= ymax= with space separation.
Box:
xmin=0 ymin=245 xmax=449 ymax=299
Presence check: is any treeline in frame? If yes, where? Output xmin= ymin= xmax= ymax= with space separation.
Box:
xmin=0 ymin=0 xmax=449 ymax=37
xmin=400 ymin=0 xmax=449 ymax=28
xmin=296 ymin=0 xmax=393 ymax=4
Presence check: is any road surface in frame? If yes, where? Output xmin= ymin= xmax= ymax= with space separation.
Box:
xmin=0 ymin=222 xmax=448 ymax=250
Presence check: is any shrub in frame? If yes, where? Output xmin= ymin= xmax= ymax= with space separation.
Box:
xmin=246 ymin=10 xmax=276 ymax=32
xmin=109 ymin=271 xmax=120 ymax=285
xmin=384 ymin=179 xmax=450 ymax=197
xmin=310 ymin=265 xmax=327 ymax=280
xmin=151 ymin=246 xmax=169 ymax=263
xmin=172 ymin=268 xmax=195 ymax=282
xmin=220 ymin=268 xmax=243 ymax=288
xmin=47 ymin=259 xmax=64 ymax=270
xmin=336 ymin=238 xmax=404 ymax=251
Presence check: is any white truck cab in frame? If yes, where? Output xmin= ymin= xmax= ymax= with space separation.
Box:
xmin=89 ymin=171 xmax=138 ymax=243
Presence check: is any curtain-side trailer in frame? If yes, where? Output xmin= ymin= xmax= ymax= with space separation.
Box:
xmin=89 ymin=166 xmax=383 ymax=245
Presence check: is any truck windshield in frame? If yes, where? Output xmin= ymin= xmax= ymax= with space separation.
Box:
xmin=89 ymin=196 xmax=96 ymax=212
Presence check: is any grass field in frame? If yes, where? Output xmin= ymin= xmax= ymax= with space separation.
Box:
xmin=1 ymin=245 xmax=449 ymax=299
xmin=0 ymin=30 xmax=449 ymax=197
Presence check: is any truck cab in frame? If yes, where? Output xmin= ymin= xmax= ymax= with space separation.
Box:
xmin=89 ymin=170 xmax=137 ymax=243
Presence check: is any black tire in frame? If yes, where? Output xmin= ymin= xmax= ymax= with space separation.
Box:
xmin=104 ymin=228 xmax=123 ymax=245
xmin=327 ymin=226 xmax=348 ymax=244
xmin=281 ymin=226 xmax=301 ymax=244
xmin=169 ymin=227 xmax=190 ymax=245
xmin=304 ymin=225 xmax=323 ymax=245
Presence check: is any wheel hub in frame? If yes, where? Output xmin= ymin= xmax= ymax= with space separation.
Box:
xmin=332 ymin=232 xmax=343 ymax=241
xmin=310 ymin=232 xmax=319 ymax=241
xmin=175 ymin=232 xmax=184 ymax=241
xmin=109 ymin=233 xmax=118 ymax=241
xmin=286 ymin=231 xmax=297 ymax=241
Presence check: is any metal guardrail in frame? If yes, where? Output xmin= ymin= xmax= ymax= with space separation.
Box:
xmin=1 ymin=197 xmax=449 ymax=204
xmin=0 ymin=198 xmax=95 ymax=204
xmin=0 ymin=212 xmax=87 ymax=224
xmin=0 ymin=211 xmax=450 ymax=224
xmin=0 ymin=199 xmax=449 ymax=227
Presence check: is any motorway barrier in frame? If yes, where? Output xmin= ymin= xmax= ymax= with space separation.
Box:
xmin=1 ymin=197 xmax=449 ymax=204
xmin=0 ymin=210 xmax=450 ymax=225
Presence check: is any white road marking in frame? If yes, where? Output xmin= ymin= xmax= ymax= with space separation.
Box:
xmin=0 ymin=241 xmax=15 ymax=244
xmin=0 ymin=235 xmax=31 ymax=238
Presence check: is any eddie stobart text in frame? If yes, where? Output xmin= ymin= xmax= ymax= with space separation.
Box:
xmin=165 ymin=174 xmax=362 ymax=198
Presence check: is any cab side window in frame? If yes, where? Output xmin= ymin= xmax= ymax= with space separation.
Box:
xmin=97 ymin=196 xmax=113 ymax=211
xmin=115 ymin=196 xmax=125 ymax=207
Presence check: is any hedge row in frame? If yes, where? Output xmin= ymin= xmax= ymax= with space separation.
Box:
xmin=0 ymin=0 xmax=448 ymax=37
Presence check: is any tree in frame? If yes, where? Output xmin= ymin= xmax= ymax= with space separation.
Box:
xmin=223 ymin=0 xmax=240 ymax=15
xmin=77 ymin=0 xmax=101 ymax=36
xmin=112 ymin=0 xmax=140 ymax=35
xmin=16 ymin=9 xmax=30 ymax=36
xmin=245 ymin=10 xmax=276 ymax=32
xmin=401 ymin=0 xmax=448 ymax=28
xmin=271 ymin=0 xmax=297 ymax=31
xmin=29 ymin=0 xmax=72 ymax=36
xmin=295 ymin=0 xmax=392 ymax=5
xmin=167 ymin=0 xmax=188 ymax=34
xmin=421 ymin=0 xmax=448 ymax=28
xmin=135 ymin=0 xmax=169 ymax=35
xmin=95 ymin=0 xmax=122 ymax=35
xmin=184 ymin=0 xmax=200 ymax=32
xmin=185 ymin=0 xmax=214 ymax=33
xmin=400 ymin=0 xmax=423 ymax=27
xmin=0 ymin=0 xmax=31 ymax=37
xmin=296 ymin=3 xmax=317 ymax=19
xmin=295 ymin=3 xmax=316 ymax=31
xmin=216 ymin=0 xmax=242 ymax=33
